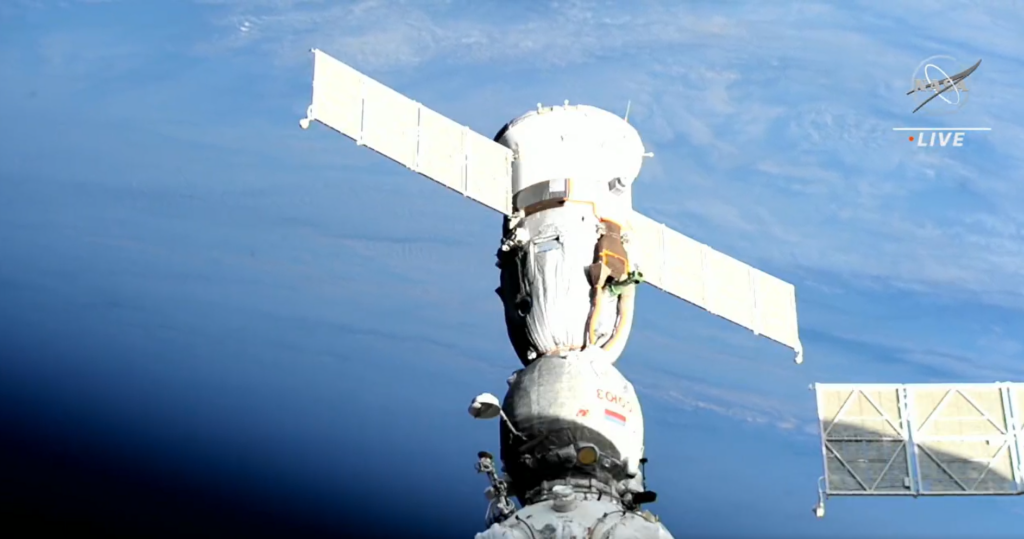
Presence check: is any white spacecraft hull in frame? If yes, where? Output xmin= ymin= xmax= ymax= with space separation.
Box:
xmin=298 ymin=48 xmax=805 ymax=537
xmin=494 ymin=104 xmax=643 ymax=367
xmin=480 ymin=105 xmax=667 ymax=537
xmin=474 ymin=351 xmax=671 ymax=538
xmin=476 ymin=489 xmax=673 ymax=539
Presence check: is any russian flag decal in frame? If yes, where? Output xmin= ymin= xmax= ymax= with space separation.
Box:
xmin=604 ymin=409 xmax=627 ymax=426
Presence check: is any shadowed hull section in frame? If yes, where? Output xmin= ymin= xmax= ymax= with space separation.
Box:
xmin=500 ymin=415 xmax=629 ymax=504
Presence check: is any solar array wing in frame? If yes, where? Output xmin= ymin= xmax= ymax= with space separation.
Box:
xmin=815 ymin=383 xmax=1024 ymax=497
xmin=300 ymin=49 xmax=805 ymax=362
xmin=300 ymin=49 xmax=513 ymax=215
xmin=627 ymin=212 xmax=803 ymax=363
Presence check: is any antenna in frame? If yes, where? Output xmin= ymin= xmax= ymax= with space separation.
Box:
xmin=624 ymin=100 xmax=632 ymax=123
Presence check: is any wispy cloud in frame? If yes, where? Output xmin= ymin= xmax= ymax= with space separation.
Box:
xmin=194 ymin=0 xmax=752 ymax=70
xmin=190 ymin=0 xmax=1024 ymax=312
xmin=12 ymin=0 xmax=1024 ymax=310
xmin=5 ymin=0 xmax=1024 ymax=436
xmin=637 ymin=375 xmax=820 ymax=438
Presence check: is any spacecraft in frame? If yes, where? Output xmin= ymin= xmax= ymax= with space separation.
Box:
xmin=299 ymin=49 xmax=804 ymax=537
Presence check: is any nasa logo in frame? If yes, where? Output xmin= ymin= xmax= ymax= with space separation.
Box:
xmin=596 ymin=389 xmax=634 ymax=414
xmin=908 ymin=55 xmax=979 ymax=116
xmin=894 ymin=55 xmax=990 ymax=148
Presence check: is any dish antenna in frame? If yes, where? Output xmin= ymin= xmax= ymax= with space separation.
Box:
xmin=468 ymin=393 xmax=502 ymax=419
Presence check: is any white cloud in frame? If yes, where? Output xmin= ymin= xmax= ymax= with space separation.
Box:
xmin=184 ymin=0 xmax=1024 ymax=407
xmin=637 ymin=376 xmax=820 ymax=438
xmin=7 ymin=0 xmax=1024 ymax=435
xmin=193 ymin=0 xmax=753 ymax=70
xmin=189 ymin=0 xmax=1024 ymax=310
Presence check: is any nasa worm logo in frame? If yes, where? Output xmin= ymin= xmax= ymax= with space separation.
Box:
xmin=893 ymin=55 xmax=990 ymax=148
xmin=907 ymin=56 xmax=981 ymax=115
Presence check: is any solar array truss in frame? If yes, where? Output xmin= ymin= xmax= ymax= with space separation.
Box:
xmin=815 ymin=383 xmax=1023 ymax=503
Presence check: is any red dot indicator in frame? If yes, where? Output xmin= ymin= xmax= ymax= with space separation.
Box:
xmin=908 ymin=136 xmax=915 ymax=142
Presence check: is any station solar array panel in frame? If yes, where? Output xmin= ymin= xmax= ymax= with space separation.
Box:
xmin=815 ymin=383 xmax=1023 ymax=496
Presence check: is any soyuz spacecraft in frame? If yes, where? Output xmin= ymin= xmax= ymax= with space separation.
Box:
xmin=299 ymin=49 xmax=805 ymax=537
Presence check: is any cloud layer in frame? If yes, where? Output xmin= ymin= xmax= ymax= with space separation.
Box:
xmin=4 ymin=0 xmax=1024 ymax=440
xmin=188 ymin=0 xmax=1024 ymax=311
